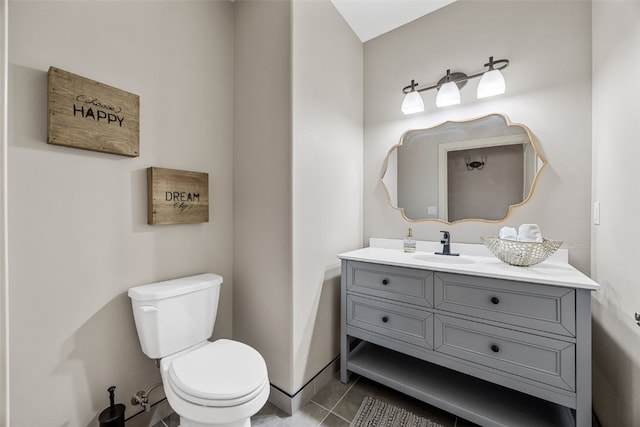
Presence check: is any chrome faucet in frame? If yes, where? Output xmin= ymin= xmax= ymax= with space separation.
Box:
xmin=435 ymin=231 xmax=459 ymax=256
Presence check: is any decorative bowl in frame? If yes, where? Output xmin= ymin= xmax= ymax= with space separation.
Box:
xmin=480 ymin=236 xmax=563 ymax=267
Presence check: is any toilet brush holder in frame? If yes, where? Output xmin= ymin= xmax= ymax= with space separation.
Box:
xmin=98 ymin=386 xmax=125 ymax=427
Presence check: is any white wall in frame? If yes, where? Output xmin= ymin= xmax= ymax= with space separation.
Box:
xmin=0 ymin=0 xmax=8 ymax=424
xmin=8 ymin=1 xmax=234 ymax=425
xmin=291 ymin=0 xmax=363 ymax=391
xmin=363 ymin=0 xmax=593 ymax=273
xmin=234 ymin=0 xmax=362 ymax=395
xmin=233 ymin=0 xmax=294 ymax=394
xmin=592 ymin=2 xmax=640 ymax=425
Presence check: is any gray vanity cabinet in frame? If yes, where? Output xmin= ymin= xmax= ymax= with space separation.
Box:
xmin=340 ymin=259 xmax=592 ymax=427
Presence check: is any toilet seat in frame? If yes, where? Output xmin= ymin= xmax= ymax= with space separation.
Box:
xmin=168 ymin=339 xmax=269 ymax=408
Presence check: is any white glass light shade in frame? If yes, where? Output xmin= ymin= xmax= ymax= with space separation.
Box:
xmin=435 ymin=82 xmax=460 ymax=107
xmin=477 ymin=69 xmax=506 ymax=99
xmin=401 ymin=91 xmax=424 ymax=115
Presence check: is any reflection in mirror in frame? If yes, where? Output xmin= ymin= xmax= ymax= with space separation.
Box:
xmin=381 ymin=114 xmax=545 ymax=223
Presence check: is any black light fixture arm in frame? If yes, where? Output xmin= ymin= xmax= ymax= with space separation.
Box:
xmin=402 ymin=56 xmax=509 ymax=94
xmin=402 ymin=80 xmax=439 ymax=95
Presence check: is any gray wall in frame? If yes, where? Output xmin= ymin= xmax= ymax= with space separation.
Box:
xmin=234 ymin=0 xmax=362 ymax=395
xmin=363 ymin=0 xmax=592 ymax=273
xmin=0 ymin=0 xmax=7 ymax=423
xmin=8 ymin=1 xmax=234 ymax=425
xmin=291 ymin=0 xmax=363 ymax=391
xmin=592 ymin=1 xmax=640 ymax=425
xmin=4 ymin=2 xmax=362 ymax=424
xmin=233 ymin=0 xmax=294 ymax=395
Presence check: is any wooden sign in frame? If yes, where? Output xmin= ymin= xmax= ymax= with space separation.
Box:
xmin=147 ymin=167 xmax=209 ymax=225
xmin=47 ymin=66 xmax=140 ymax=157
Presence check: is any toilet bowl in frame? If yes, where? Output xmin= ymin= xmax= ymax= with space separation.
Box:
xmin=161 ymin=340 xmax=269 ymax=427
xmin=128 ymin=274 xmax=269 ymax=427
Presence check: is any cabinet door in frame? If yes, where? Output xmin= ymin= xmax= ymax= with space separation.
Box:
xmin=347 ymin=294 xmax=433 ymax=350
xmin=434 ymin=314 xmax=576 ymax=392
xmin=346 ymin=261 xmax=433 ymax=307
xmin=434 ymin=272 xmax=575 ymax=337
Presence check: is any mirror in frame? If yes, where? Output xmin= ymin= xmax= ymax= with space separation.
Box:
xmin=381 ymin=114 xmax=545 ymax=223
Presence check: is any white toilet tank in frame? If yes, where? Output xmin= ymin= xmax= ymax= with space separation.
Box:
xmin=128 ymin=273 xmax=222 ymax=359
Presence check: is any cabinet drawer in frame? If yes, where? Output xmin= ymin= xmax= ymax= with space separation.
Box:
xmin=434 ymin=314 xmax=575 ymax=391
xmin=347 ymin=294 xmax=433 ymax=350
xmin=346 ymin=261 xmax=433 ymax=307
xmin=434 ymin=272 xmax=575 ymax=337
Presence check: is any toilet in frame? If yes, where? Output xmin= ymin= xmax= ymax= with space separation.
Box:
xmin=128 ymin=273 xmax=269 ymax=427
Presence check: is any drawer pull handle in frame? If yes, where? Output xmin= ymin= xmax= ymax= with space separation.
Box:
xmin=490 ymin=297 xmax=500 ymax=305
xmin=382 ymin=279 xmax=389 ymax=285
xmin=490 ymin=344 xmax=500 ymax=353
xmin=382 ymin=316 xmax=389 ymax=323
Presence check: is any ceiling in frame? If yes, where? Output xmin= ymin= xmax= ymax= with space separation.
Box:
xmin=329 ymin=0 xmax=457 ymax=42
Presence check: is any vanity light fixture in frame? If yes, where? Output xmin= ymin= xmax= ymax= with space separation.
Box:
xmin=435 ymin=70 xmax=461 ymax=108
xmin=400 ymin=80 xmax=425 ymax=115
xmin=401 ymin=56 xmax=509 ymax=114
xmin=477 ymin=57 xmax=507 ymax=99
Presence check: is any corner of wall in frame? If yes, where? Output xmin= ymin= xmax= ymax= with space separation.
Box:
xmin=232 ymin=0 xmax=294 ymax=394
xmin=0 ymin=0 xmax=9 ymax=423
xmin=591 ymin=1 xmax=640 ymax=425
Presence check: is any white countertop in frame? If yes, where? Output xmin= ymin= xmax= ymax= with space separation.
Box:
xmin=338 ymin=239 xmax=600 ymax=291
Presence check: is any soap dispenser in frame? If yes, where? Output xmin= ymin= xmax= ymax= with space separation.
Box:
xmin=98 ymin=386 xmax=125 ymax=427
xmin=403 ymin=228 xmax=416 ymax=253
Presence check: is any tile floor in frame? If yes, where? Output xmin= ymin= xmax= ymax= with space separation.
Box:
xmin=152 ymin=374 xmax=479 ymax=427
xmin=251 ymin=374 xmax=480 ymax=427
xmin=151 ymin=373 xmax=602 ymax=427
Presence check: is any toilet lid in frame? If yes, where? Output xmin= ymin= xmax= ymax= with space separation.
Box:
xmin=168 ymin=339 xmax=268 ymax=406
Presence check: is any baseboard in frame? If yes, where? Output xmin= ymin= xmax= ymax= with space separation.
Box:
xmin=267 ymin=356 xmax=340 ymax=415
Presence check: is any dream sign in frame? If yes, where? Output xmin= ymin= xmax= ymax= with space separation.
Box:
xmin=147 ymin=167 xmax=209 ymax=225
xmin=47 ymin=67 xmax=140 ymax=157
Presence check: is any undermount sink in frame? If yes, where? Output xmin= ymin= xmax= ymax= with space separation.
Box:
xmin=413 ymin=254 xmax=475 ymax=264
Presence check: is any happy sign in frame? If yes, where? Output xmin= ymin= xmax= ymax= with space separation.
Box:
xmin=47 ymin=67 xmax=140 ymax=157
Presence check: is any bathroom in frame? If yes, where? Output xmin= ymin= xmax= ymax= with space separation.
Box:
xmin=1 ymin=0 xmax=638 ymax=426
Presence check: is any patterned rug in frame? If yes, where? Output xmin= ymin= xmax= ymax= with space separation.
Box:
xmin=350 ymin=396 xmax=445 ymax=427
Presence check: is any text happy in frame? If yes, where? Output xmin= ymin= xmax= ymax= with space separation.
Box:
xmin=73 ymin=104 xmax=124 ymax=127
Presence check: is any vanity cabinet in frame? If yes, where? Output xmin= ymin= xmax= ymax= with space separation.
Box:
xmin=340 ymin=257 xmax=595 ymax=427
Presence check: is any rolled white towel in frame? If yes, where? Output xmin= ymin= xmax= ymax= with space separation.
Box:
xmin=518 ymin=224 xmax=543 ymax=242
xmin=499 ymin=226 xmax=518 ymax=241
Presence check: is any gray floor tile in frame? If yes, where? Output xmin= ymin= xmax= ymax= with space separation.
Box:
xmin=311 ymin=373 xmax=358 ymax=410
xmin=331 ymin=376 xmax=412 ymax=421
xmin=285 ymin=401 xmax=331 ymax=426
xmin=252 ymin=400 xmax=329 ymax=427
xmin=330 ymin=378 xmax=376 ymax=422
xmin=319 ymin=412 xmax=351 ymax=427
xmin=252 ymin=402 xmax=290 ymax=426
